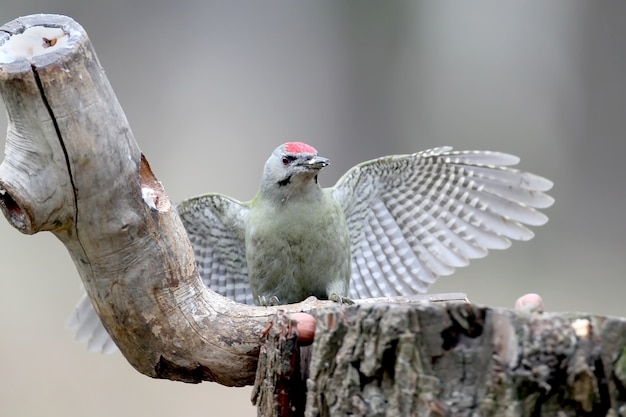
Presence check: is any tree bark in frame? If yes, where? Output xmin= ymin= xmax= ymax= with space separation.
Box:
xmin=254 ymin=303 xmax=626 ymax=417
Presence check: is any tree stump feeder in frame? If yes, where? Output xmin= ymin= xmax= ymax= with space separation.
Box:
xmin=1 ymin=14 xmax=626 ymax=417
xmin=255 ymin=304 xmax=626 ymax=416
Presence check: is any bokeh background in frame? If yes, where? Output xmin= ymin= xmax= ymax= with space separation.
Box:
xmin=1 ymin=1 xmax=625 ymax=416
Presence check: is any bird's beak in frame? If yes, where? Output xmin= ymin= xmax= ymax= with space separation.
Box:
xmin=305 ymin=156 xmax=330 ymax=169
xmin=305 ymin=156 xmax=330 ymax=170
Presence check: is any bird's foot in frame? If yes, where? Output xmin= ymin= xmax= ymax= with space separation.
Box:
xmin=258 ymin=295 xmax=281 ymax=306
xmin=329 ymin=293 xmax=354 ymax=305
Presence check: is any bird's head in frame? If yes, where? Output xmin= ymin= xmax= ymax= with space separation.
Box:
xmin=259 ymin=142 xmax=329 ymax=200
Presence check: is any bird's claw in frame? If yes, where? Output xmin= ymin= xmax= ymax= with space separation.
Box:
xmin=329 ymin=294 xmax=354 ymax=305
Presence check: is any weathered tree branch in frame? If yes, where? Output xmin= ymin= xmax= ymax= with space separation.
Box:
xmin=0 ymin=13 xmax=333 ymax=387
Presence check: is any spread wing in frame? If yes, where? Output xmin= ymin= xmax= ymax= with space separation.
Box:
xmin=67 ymin=193 xmax=253 ymax=354
xmin=177 ymin=193 xmax=253 ymax=305
xmin=332 ymin=147 xmax=554 ymax=299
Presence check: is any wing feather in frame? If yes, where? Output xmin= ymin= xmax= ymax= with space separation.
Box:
xmin=177 ymin=194 xmax=253 ymax=305
xmin=335 ymin=147 xmax=553 ymax=299
xmin=352 ymin=253 xmax=374 ymax=298
xmin=66 ymin=293 xmax=119 ymax=354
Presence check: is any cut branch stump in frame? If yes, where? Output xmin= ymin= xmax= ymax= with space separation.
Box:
xmin=254 ymin=303 xmax=626 ymax=417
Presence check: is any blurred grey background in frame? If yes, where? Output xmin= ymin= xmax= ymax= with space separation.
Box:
xmin=1 ymin=1 xmax=625 ymax=416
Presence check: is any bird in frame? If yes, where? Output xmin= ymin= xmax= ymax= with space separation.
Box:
xmin=68 ymin=142 xmax=554 ymax=353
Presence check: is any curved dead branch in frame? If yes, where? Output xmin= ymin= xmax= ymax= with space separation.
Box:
xmin=0 ymin=14 xmax=335 ymax=387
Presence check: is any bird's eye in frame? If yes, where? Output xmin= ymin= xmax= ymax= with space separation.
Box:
xmin=282 ymin=155 xmax=296 ymax=166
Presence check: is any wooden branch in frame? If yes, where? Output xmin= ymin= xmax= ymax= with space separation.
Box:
xmin=254 ymin=303 xmax=626 ymax=416
xmin=0 ymin=13 xmax=340 ymax=387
